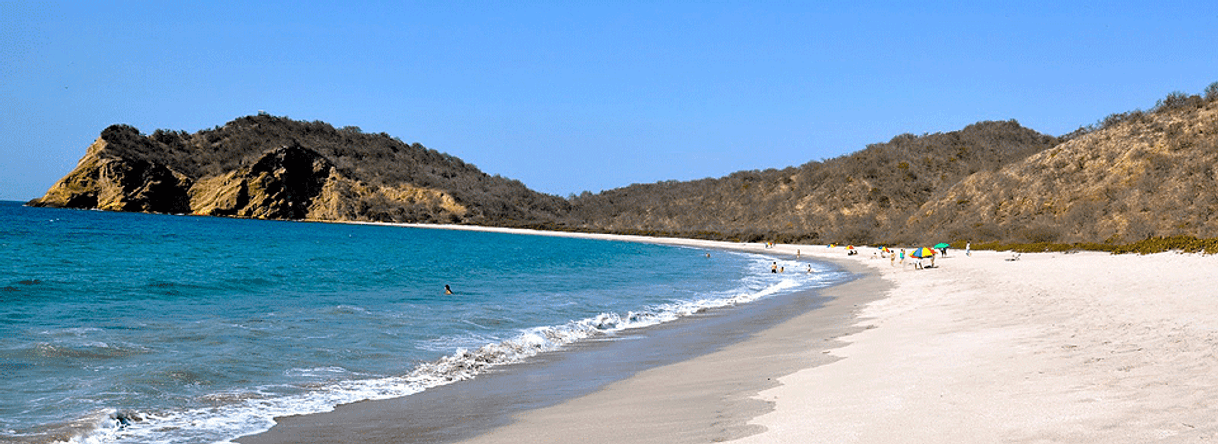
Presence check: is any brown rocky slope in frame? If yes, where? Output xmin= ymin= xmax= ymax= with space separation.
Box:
xmin=566 ymin=120 xmax=1061 ymax=244
xmin=910 ymin=94 xmax=1218 ymax=244
xmin=29 ymin=115 xmax=570 ymax=225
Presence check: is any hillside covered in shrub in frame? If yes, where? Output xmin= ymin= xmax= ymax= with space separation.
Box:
xmin=911 ymin=87 xmax=1218 ymax=245
xmin=565 ymin=120 xmax=1060 ymax=244
xmin=29 ymin=114 xmax=571 ymax=225
xmin=30 ymin=82 xmax=1218 ymax=249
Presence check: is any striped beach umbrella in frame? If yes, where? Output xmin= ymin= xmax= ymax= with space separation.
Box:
xmin=910 ymin=247 xmax=936 ymax=258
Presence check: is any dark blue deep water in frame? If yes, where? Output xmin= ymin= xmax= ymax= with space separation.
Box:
xmin=0 ymin=201 xmax=847 ymax=444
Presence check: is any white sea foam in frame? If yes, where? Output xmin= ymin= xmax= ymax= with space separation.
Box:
xmin=62 ymin=253 xmax=846 ymax=444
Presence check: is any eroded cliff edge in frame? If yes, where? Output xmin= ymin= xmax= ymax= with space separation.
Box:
xmin=28 ymin=116 xmax=570 ymax=225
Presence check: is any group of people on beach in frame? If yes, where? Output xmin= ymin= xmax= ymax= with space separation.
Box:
xmin=875 ymin=242 xmax=969 ymax=269
xmin=878 ymin=247 xmax=936 ymax=269
xmin=763 ymin=240 xmax=982 ymax=279
xmin=770 ymin=260 xmax=816 ymax=274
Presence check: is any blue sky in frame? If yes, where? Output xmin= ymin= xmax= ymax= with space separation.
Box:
xmin=3 ymin=1 xmax=1216 ymax=201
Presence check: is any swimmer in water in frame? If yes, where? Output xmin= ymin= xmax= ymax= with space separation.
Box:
xmin=444 ymin=284 xmax=453 ymax=295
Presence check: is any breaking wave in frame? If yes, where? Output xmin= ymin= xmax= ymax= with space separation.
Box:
xmin=60 ymin=267 xmax=826 ymax=444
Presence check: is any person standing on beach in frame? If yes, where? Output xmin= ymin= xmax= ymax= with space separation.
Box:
xmin=890 ymin=251 xmax=896 ymax=267
xmin=899 ymin=249 xmax=906 ymax=267
xmin=966 ymin=242 xmax=972 ymax=257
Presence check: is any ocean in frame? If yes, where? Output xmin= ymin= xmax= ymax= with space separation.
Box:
xmin=0 ymin=201 xmax=850 ymax=444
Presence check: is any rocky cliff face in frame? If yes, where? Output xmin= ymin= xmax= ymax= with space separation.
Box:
xmin=188 ymin=144 xmax=336 ymax=219
xmin=29 ymin=136 xmax=363 ymax=220
xmin=26 ymin=118 xmax=515 ymax=224
xmin=32 ymin=136 xmax=194 ymax=214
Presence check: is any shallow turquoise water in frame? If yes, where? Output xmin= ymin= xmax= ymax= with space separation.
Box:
xmin=0 ymin=201 xmax=846 ymax=443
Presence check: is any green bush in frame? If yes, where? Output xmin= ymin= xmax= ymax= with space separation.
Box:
xmin=968 ymin=235 xmax=1218 ymax=255
xmin=1206 ymin=81 xmax=1218 ymax=102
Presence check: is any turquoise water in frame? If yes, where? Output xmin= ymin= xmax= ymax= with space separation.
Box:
xmin=0 ymin=201 xmax=848 ymax=444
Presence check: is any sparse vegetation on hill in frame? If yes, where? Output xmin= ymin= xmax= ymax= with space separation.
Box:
xmin=566 ymin=120 xmax=1060 ymax=244
xmin=30 ymin=114 xmax=571 ymax=225
xmin=913 ymin=85 xmax=1218 ymax=245
xmin=30 ymin=82 xmax=1218 ymax=253
xmin=967 ymin=234 xmax=1218 ymax=256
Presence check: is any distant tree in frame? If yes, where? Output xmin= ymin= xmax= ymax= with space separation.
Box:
xmin=1154 ymin=91 xmax=1202 ymax=112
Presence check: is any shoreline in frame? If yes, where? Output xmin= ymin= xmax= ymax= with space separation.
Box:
xmin=450 ymin=245 xmax=886 ymax=444
xmin=242 ymin=223 xmax=1218 ymax=442
xmin=237 ymin=226 xmax=885 ymax=444
xmin=736 ymin=247 xmax=1218 ymax=443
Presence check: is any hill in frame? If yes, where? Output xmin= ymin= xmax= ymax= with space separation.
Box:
xmin=565 ymin=120 xmax=1061 ymax=244
xmin=28 ymin=114 xmax=570 ymax=225
xmin=29 ymin=82 xmax=1218 ymax=248
xmin=911 ymin=90 xmax=1218 ymax=245
xmin=565 ymin=84 xmax=1218 ymax=246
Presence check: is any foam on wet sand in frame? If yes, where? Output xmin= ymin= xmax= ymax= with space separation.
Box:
xmin=243 ymin=227 xmax=1218 ymax=443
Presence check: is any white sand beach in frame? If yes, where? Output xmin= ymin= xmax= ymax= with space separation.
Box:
xmin=436 ymin=229 xmax=1218 ymax=443
xmin=247 ymin=225 xmax=1218 ymax=443
xmin=735 ymin=246 xmax=1218 ymax=443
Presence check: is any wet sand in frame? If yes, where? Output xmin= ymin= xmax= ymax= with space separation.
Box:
xmin=449 ymin=257 xmax=884 ymax=444
xmin=238 ymin=229 xmax=885 ymax=444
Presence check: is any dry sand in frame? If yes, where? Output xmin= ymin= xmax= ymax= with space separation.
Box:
xmin=735 ymin=246 xmax=1218 ymax=443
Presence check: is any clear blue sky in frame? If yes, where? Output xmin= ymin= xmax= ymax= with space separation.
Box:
xmin=3 ymin=1 xmax=1216 ymax=201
